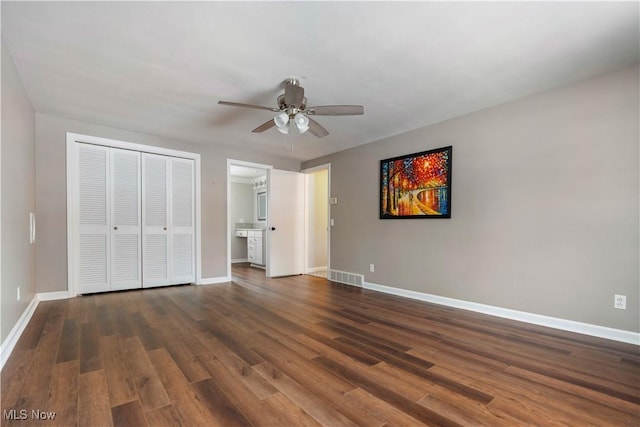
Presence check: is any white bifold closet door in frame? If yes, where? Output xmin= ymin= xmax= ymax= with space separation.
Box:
xmin=142 ymin=153 xmax=195 ymax=287
xmin=78 ymin=144 xmax=141 ymax=293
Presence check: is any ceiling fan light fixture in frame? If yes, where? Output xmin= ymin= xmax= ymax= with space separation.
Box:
xmin=274 ymin=112 xmax=289 ymax=129
xmin=294 ymin=113 xmax=309 ymax=134
xmin=276 ymin=123 xmax=289 ymax=134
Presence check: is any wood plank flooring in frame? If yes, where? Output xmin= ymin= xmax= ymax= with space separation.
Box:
xmin=2 ymin=264 xmax=639 ymax=426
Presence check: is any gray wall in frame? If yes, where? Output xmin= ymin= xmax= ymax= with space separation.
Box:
xmin=1 ymin=41 xmax=36 ymax=343
xmin=303 ymin=66 xmax=639 ymax=332
xmin=230 ymin=181 xmax=253 ymax=261
xmin=35 ymin=113 xmax=299 ymax=293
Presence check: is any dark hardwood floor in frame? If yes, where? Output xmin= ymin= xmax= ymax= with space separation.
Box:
xmin=2 ymin=264 xmax=639 ymax=426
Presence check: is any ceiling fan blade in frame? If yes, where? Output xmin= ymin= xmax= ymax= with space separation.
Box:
xmin=284 ymin=83 xmax=305 ymax=107
xmin=252 ymin=119 xmax=276 ymax=133
xmin=218 ymin=101 xmax=279 ymax=112
xmin=307 ymin=117 xmax=330 ymax=138
xmin=306 ymin=105 xmax=364 ymax=116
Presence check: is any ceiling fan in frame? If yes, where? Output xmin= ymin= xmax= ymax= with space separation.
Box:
xmin=218 ymin=78 xmax=364 ymax=138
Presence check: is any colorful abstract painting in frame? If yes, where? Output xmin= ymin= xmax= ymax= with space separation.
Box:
xmin=380 ymin=146 xmax=452 ymax=219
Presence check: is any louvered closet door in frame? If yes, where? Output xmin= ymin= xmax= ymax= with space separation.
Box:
xmin=170 ymin=157 xmax=195 ymax=284
xmin=142 ymin=155 xmax=195 ymax=287
xmin=110 ymin=148 xmax=142 ymax=290
xmin=142 ymin=153 xmax=170 ymax=287
xmin=78 ymin=144 xmax=111 ymax=293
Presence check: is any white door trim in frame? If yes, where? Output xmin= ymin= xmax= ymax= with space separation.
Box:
xmin=66 ymin=132 xmax=202 ymax=296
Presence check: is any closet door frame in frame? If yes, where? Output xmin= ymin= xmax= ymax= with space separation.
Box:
xmin=66 ymin=132 xmax=201 ymax=297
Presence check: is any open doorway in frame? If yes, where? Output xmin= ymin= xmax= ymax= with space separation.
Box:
xmin=303 ymin=164 xmax=330 ymax=278
xmin=227 ymin=159 xmax=272 ymax=279
xmin=227 ymin=159 xmax=327 ymax=281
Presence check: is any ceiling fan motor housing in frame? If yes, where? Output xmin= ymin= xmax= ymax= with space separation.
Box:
xmin=277 ymin=94 xmax=307 ymax=113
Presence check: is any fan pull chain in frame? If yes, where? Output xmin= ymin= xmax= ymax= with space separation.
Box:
xmin=282 ymin=127 xmax=294 ymax=151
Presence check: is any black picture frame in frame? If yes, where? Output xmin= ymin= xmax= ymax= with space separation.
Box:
xmin=380 ymin=145 xmax=452 ymax=219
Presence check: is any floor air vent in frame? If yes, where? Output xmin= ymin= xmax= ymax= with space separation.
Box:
xmin=329 ymin=270 xmax=364 ymax=287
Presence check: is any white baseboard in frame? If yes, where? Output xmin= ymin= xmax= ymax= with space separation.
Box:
xmin=38 ymin=291 xmax=71 ymax=301
xmin=1 ymin=290 xmax=74 ymax=371
xmin=362 ymin=281 xmax=639 ymax=346
xmin=198 ymin=276 xmax=231 ymax=285
xmin=232 ymin=258 xmax=248 ymax=264
xmin=307 ymin=266 xmax=328 ymax=273
xmin=0 ymin=296 xmax=39 ymax=371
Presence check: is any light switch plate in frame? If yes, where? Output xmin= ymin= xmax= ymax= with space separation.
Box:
xmin=29 ymin=212 xmax=36 ymax=244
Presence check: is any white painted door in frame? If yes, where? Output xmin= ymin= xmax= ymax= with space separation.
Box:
xmin=77 ymin=144 xmax=141 ymax=293
xmin=142 ymin=154 xmax=195 ymax=287
xmin=110 ymin=148 xmax=142 ymax=291
xmin=267 ymin=169 xmax=305 ymax=277
xmin=77 ymin=144 xmax=111 ymax=293
xmin=142 ymin=153 xmax=170 ymax=287
xmin=170 ymin=157 xmax=195 ymax=284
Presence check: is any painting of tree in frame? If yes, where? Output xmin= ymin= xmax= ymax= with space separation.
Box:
xmin=380 ymin=146 xmax=452 ymax=218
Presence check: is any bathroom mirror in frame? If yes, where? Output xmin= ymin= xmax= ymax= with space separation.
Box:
xmin=257 ymin=191 xmax=267 ymax=221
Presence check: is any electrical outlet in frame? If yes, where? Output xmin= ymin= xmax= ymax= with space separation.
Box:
xmin=17 ymin=286 xmax=20 ymax=302
xmin=369 ymin=264 xmax=375 ymax=273
xmin=614 ymin=294 xmax=626 ymax=310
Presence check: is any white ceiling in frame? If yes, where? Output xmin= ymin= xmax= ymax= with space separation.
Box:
xmin=2 ymin=2 xmax=638 ymax=162
xmin=229 ymin=165 xmax=266 ymax=179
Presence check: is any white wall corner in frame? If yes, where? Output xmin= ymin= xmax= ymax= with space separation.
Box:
xmin=0 ymin=296 xmax=39 ymax=371
xmin=362 ymin=281 xmax=640 ymax=346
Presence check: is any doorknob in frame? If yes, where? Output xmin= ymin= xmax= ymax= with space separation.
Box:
xmin=271 ymin=227 xmax=276 ymax=231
